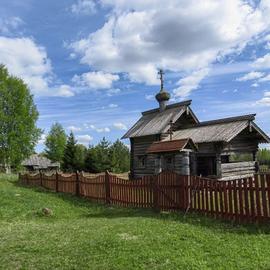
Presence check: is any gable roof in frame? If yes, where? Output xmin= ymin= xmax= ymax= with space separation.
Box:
xmin=146 ymin=138 xmax=197 ymax=154
xmin=22 ymin=154 xmax=60 ymax=169
xmin=122 ymin=100 xmax=198 ymax=139
xmin=169 ymin=114 xmax=270 ymax=144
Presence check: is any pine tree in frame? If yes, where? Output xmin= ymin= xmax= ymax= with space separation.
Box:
xmin=62 ymin=132 xmax=77 ymax=172
xmin=84 ymin=146 xmax=98 ymax=172
xmin=74 ymin=144 xmax=87 ymax=171
xmin=94 ymin=137 xmax=111 ymax=172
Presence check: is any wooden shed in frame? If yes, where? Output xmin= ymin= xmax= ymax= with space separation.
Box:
xmin=22 ymin=154 xmax=60 ymax=172
xmin=122 ymin=71 xmax=270 ymax=180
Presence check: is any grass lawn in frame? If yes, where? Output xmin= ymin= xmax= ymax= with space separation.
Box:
xmin=1 ymin=175 xmax=270 ymax=270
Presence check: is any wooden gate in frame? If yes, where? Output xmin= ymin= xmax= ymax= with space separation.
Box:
xmin=154 ymin=171 xmax=187 ymax=211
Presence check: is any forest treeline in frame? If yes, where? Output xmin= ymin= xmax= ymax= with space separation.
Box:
xmin=44 ymin=123 xmax=130 ymax=173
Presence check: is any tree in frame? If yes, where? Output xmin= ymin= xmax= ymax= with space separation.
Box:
xmin=257 ymin=148 xmax=270 ymax=166
xmin=109 ymin=139 xmax=130 ymax=173
xmin=0 ymin=65 xmax=41 ymax=173
xmin=44 ymin=123 xmax=67 ymax=164
xmin=62 ymin=132 xmax=77 ymax=172
xmin=93 ymin=137 xmax=111 ymax=172
xmin=84 ymin=138 xmax=130 ymax=173
xmin=84 ymin=145 xmax=97 ymax=172
xmin=74 ymin=144 xmax=87 ymax=171
xmin=84 ymin=138 xmax=111 ymax=172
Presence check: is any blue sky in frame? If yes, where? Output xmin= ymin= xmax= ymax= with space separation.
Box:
xmin=1 ymin=0 xmax=270 ymax=152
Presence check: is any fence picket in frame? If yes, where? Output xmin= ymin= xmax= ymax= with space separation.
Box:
xmin=254 ymin=175 xmax=262 ymax=221
xmin=260 ymin=174 xmax=268 ymax=220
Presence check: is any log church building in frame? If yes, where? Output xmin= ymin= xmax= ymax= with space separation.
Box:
xmin=122 ymin=70 xmax=270 ymax=180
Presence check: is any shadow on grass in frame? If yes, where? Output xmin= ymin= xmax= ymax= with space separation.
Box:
xmin=13 ymin=180 xmax=270 ymax=235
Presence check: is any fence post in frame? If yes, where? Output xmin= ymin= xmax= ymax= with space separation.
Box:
xmin=75 ymin=171 xmax=80 ymax=197
xmin=105 ymin=170 xmax=111 ymax=204
xmin=39 ymin=170 xmax=43 ymax=187
xmin=151 ymin=175 xmax=159 ymax=212
xmin=55 ymin=171 xmax=59 ymax=192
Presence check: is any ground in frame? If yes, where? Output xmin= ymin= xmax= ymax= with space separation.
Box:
xmin=1 ymin=174 xmax=270 ymax=270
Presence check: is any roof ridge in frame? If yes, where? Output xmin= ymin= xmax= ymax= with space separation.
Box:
xmin=197 ymin=114 xmax=256 ymax=127
xmin=142 ymin=100 xmax=192 ymax=115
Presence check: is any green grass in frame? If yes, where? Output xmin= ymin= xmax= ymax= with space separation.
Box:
xmin=1 ymin=174 xmax=270 ymax=270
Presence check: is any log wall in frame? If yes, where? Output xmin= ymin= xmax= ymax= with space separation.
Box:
xmin=221 ymin=161 xmax=256 ymax=180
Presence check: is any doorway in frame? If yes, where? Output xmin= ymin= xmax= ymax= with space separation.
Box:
xmin=196 ymin=156 xmax=217 ymax=177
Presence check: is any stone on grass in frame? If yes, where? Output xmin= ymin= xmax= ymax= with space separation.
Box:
xmin=42 ymin=208 xmax=53 ymax=216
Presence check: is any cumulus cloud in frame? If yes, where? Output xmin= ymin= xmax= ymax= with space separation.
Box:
xmin=68 ymin=125 xmax=82 ymax=132
xmin=70 ymin=0 xmax=270 ymax=95
xmin=236 ymin=71 xmax=265 ymax=81
xmin=38 ymin=134 xmax=47 ymax=145
xmin=71 ymin=0 xmax=96 ymax=15
xmin=113 ymin=122 xmax=127 ymax=130
xmin=0 ymin=37 xmax=73 ymax=97
xmin=256 ymin=91 xmax=270 ymax=106
xmin=55 ymin=85 xmax=74 ymax=97
xmin=72 ymin=71 xmax=119 ymax=89
xmin=89 ymin=124 xmax=111 ymax=133
xmin=107 ymin=88 xmax=121 ymax=96
xmin=77 ymin=134 xmax=93 ymax=145
xmin=173 ymin=68 xmax=209 ymax=98
xmin=252 ymin=53 xmax=270 ymax=69
xmin=258 ymin=74 xmax=270 ymax=82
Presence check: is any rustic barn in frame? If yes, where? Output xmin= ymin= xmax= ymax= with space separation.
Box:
xmin=22 ymin=154 xmax=60 ymax=172
xmin=122 ymin=70 xmax=270 ymax=180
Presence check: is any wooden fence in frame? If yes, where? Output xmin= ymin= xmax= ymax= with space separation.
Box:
xmin=19 ymin=171 xmax=270 ymax=223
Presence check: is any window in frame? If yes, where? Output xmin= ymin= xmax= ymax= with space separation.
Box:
xmin=137 ymin=155 xmax=147 ymax=168
xmin=164 ymin=155 xmax=175 ymax=171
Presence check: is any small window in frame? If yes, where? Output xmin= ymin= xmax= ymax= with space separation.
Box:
xmin=164 ymin=155 xmax=175 ymax=171
xmin=137 ymin=155 xmax=147 ymax=168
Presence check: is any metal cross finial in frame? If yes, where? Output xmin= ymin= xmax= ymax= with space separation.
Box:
xmin=158 ymin=69 xmax=164 ymax=91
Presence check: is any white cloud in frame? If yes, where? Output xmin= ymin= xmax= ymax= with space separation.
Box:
xmin=173 ymin=68 xmax=209 ymax=98
xmin=0 ymin=16 xmax=23 ymax=34
xmin=108 ymin=103 xmax=118 ymax=108
xmin=107 ymin=88 xmax=121 ymax=96
xmin=89 ymin=124 xmax=110 ymax=133
xmin=70 ymin=0 xmax=270 ymax=95
xmin=256 ymin=91 xmax=270 ymax=106
xmin=258 ymin=74 xmax=270 ymax=82
xmin=252 ymin=53 xmax=270 ymax=69
xmin=38 ymin=134 xmax=47 ymax=145
xmin=113 ymin=122 xmax=127 ymax=130
xmin=72 ymin=71 xmax=119 ymax=89
xmin=77 ymin=134 xmax=93 ymax=145
xmin=252 ymin=82 xmax=259 ymax=87
xmin=236 ymin=71 xmax=265 ymax=81
xmin=0 ymin=37 xmax=73 ymax=97
xmin=71 ymin=0 xmax=96 ymax=15
xmin=145 ymin=94 xmax=155 ymax=100
xmin=54 ymin=85 xmax=74 ymax=97
xmin=68 ymin=125 xmax=82 ymax=132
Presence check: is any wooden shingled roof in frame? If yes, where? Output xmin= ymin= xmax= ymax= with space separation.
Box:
xmin=169 ymin=114 xmax=270 ymax=144
xmin=122 ymin=100 xmax=198 ymax=139
xmin=146 ymin=138 xmax=197 ymax=154
xmin=22 ymin=154 xmax=60 ymax=169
